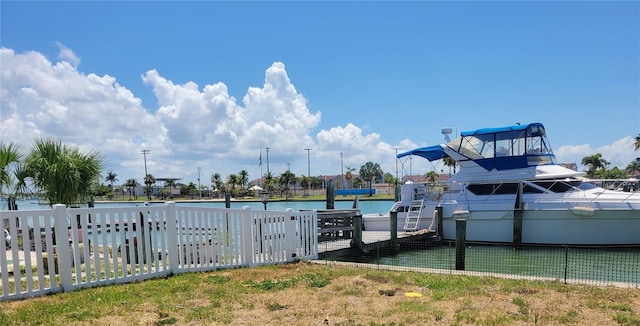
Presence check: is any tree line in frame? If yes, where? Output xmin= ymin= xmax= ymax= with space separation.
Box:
xmin=2 ymin=134 xmax=639 ymax=205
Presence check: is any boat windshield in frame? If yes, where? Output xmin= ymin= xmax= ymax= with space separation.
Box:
xmin=452 ymin=123 xmax=557 ymax=168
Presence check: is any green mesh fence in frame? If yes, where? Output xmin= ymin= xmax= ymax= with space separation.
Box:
xmin=320 ymin=240 xmax=640 ymax=287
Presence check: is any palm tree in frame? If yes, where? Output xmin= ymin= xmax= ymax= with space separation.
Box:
xmin=359 ymin=161 xmax=383 ymax=196
xmin=581 ymin=153 xmax=609 ymax=178
xmin=626 ymin=161 xmax=640 ymax=178
xmin=279 ymin=170 xmax=296 ymax=200
xmin=426 ymin=171 xmax=438 ymax=183
xmin=227 ymin=174 xmax=239 ymax=196
xmin=125 ymin=178 xmax=139 ymax=200
xmin=165 ymin=179 xmax=176 ymax=199
xmin=634 ymin=133 xmax=640 ymax=151
xmin=443 ymin=157 xmax=457 ymax=175
xmin=239 ymin=170 xmax=249 ymax=192
xmin=344 ymin=167 xmax=355 ymax=189
xmin=25 ymin=138 xmax=103 ymax=207
xmin=105 ymin=171 xmax=118 ymax=191
xmin=144 ymin=174 xmax=155 ymax=200
xmin=211 ymin=173 xmax=224 ymax=198
xmin=11 ymin=162 xmax=30 ymax=200
xmin=265 ymin=172 xmax=276 ymax=192
xmin=0 ymin=142 xmax=22 ymax=198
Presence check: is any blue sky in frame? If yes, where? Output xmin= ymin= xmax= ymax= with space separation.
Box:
xmin=1 ymin=1 xmax=639 ymax=186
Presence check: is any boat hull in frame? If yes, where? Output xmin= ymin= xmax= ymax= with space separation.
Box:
xmin=363 ymin=200 xmax=640 ymax=245
xmin=439 ymin=209 xmax=639 ymax=245
xmin=362 ymin=213 xmax=434 ymax=232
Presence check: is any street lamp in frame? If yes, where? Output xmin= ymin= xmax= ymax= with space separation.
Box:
xmin=304 ymin=148 xmax=311 ymax=195
xmin=141 ymin=149 xmax=150 ymax=200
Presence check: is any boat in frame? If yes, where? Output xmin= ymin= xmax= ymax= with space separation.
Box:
xmin=362 ymin=122 xmax=640 ymax=246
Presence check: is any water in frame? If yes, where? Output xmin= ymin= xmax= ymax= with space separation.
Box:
xmin=1 ymin=198 xmax=393 ymax=215
xmin=335 ymin=243 xmax=640 ymax=286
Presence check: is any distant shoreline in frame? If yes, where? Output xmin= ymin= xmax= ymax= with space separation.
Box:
xmin=95 ymin=195 xmax=394 ymax=205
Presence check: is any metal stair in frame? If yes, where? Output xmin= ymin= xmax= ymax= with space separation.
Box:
xmin=403 ymin=200 xmax=424 ymax=231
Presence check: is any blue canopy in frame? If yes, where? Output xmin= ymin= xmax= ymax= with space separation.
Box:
xmin=460 ymin=122 xmax=544 ymax=137
xmin=397 ymin=145 xmax=448 ymax=161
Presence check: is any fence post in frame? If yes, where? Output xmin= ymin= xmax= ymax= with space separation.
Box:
xmin=284 ymin=209 xmax=297 ymax=262
xmin=326 ymin=182 xmax=335 ymax=209
xmin=563 ymin=244 xmax=569 ymax=284
xmin=53 ymin=204 xmax=73 ymax=292
xmin=390 ymin=211 xmax=398 ymax=247
xmin=241 ymin=207 xmax=254 ymax=267
xmin=436 ymin=206 xmax=443 ymax=239
xmin=352 ymin=214 xmax=362 ymax=247
xmin=225 ymin=193 xmax=231 ymax=208
xmin=455 ymin=219 xmax=466 ymax=271
xmin=165 ymin=202 xmax=179 ymax=273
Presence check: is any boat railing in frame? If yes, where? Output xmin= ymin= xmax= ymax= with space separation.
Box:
xmin=575 ymin=178 xmax=638 ymax=204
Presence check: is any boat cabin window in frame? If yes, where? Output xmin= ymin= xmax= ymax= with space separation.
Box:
xmin=467 ymin=183 xmax=519 ymax=195
xmin=531 ymin=181 xmax=579 ymax=193
xmin=467 ymin=182 xmax=553 ymax=195
xmin=523 ymin=184 xmax=544 ymax=194
xmin=396 ymin=206 xmax=410 ymax=213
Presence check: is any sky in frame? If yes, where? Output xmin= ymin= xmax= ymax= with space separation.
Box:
xmin=1 ymin=1 xmax=639 ymax=187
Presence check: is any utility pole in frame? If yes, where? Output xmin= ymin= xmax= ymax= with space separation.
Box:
xmin=304 ymin=148 xmax=311 ymax=195
xmin=141 ymin=149 xmax=150 ymax=200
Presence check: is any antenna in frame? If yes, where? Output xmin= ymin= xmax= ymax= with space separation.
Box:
xmin=442 ymin=127 xmax=453 ymax=142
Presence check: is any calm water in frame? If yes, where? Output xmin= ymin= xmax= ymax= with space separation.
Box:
xmin=1 ymin=198 xmax=393 ymax=215
xmin=335 ymin=243 xmax=640 ymax=286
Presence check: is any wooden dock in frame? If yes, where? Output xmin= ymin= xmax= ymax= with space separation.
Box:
xmin=314 ymin=208 xmax=440 ymax=259
xmin=318 ymin=229 xmax=438 ymax=259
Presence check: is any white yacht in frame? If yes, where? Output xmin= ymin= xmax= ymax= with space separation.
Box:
xmin=363 ymin=122 xmax=640 ymax=246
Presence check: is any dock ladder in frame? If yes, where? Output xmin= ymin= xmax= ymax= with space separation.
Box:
xmin=403 ymin=200 xmax=424 ymax=231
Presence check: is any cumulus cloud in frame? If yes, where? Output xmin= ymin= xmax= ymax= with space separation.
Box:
xmin=0 ymin=47 xmax=160 ymax=165
xmin=1 ymin=47 xmax=398 ymax=182
xmin=55 ymin=42 xmax=80 ymax=68
xmin=555 ymin=136 xmax=638 ymax=171
xmin=6 ymin=45 xmax=632 ymax=184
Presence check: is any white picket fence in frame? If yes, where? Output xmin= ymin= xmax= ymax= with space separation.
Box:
xmin=0 ymin=202 xmax=318 ymax=301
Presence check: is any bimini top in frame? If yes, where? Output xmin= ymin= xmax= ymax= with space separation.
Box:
xmin=397 ymin=145 xmax=448 ymax=161
xmin=398 ymin=122 xmax=557 ymax=171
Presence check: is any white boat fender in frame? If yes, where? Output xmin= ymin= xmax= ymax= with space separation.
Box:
xmin=571 ymin=206 xmax=595 ymax=217
xmin=453 ymin=210 xmax=470 ymax=219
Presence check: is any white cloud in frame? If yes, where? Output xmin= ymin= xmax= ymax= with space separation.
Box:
xmin=555 ymin=136 xmax=638 ymax=171
xmin=55 ymin=42 xmax=80 ymax=68
xmin=2 ymin=48 xmax=386 ymax=183
xmin=3 ymin=45 xmax=635 ymax=186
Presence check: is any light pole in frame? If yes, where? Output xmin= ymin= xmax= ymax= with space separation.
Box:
xmin=340 ymin=152 xmax=344 ymax=190
xmin=266 ymin=147 xmax=270 ymax=176
xmin=304 ymin=148 xmax=311 ymax=195
xmin=197 ymin=167 xmax=202 ymax=199
xmin=141 ymin=149 xmax=150 ymax=200
xmin=394 ymin=147 xmax=400 ymax=186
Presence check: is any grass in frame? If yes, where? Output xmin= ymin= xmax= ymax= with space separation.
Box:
xmin=0 ymin=261 xmax=638 ymax=325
